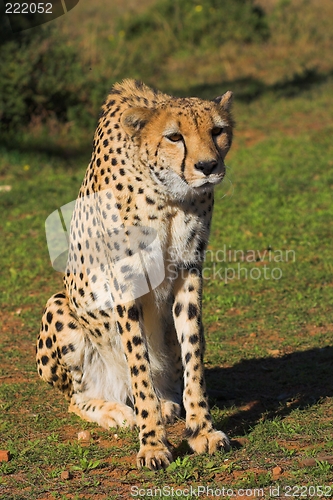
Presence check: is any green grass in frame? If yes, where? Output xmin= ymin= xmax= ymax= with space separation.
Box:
xmin=1 ymin=1 xmax=333 ymax=497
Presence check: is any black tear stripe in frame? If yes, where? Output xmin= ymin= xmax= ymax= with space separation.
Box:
xmin=154 ymin=140 xmax=161 ymax=158
xmin=180 ymin=141 xmax=187 ymax=176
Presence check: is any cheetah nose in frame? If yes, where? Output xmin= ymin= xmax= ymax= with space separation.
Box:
xmin=194 ymin=160 xmax=218 ymax=176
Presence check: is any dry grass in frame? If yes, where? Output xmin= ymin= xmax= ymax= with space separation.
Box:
xmin=56 ymin=0 xmax=156 ymax=66
xmin=167 ymin=0 xmax=333 ymax=92
xmin=54 ymin=0 xmax=333 ymax=94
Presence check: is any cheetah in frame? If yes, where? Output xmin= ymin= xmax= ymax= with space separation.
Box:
xmin=36 ymin=79 xmax=234 ymax=470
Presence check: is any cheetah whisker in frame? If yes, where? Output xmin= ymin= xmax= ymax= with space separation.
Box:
xmin=219 ymin=171 xmax=234 ymax=200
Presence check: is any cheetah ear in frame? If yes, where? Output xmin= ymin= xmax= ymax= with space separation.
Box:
xmin=213 ymin=91 xmax=233 ymax=112
xmin=121 ymin=107 xmax=155 ymax=135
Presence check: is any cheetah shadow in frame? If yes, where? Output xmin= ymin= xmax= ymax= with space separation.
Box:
xmin=205 ymin=346 xmax=333 ymax=438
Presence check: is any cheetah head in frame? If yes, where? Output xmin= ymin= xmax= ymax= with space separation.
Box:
xmin=121 ymin=92 xmax=233 ymax=199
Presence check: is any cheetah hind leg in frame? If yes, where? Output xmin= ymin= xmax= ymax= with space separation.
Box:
xmin=37 ymin=291 xmax=78 ymax=401
xmin=37 ymin=292 xmax=135 ymax=430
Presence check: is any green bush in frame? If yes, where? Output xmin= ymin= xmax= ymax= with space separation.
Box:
xmin=109 ymin=0 xmax=269 ymax=81
xmin=0 ymin=24 xmax=99 ymax=134
xmin=118 ymin=0 xmax=269 ymax=49
xmin=0 ymin=0 xmax=269 ymax=139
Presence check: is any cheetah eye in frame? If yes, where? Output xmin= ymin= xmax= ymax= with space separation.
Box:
xmin=212 ymin=127 xmax=224 ymax=136
xmin=166 ymin=133 xmax=183 ymax=142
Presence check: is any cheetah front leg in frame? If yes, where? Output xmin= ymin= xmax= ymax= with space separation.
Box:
xmin=173 ymin=269 xmax=230 ymax=455
xmin=115 ymin=302 xmax=172 ymax=470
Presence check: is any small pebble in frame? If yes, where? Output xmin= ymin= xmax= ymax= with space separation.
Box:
xmin=78 ymin=430 xmax=91 ymax=442
xmin=272 ymin=465 xmax=283 ymax=477
xmin=61 ymin=470 xmax=72 ymax=481
xmin=0 ymin=450 xmax=10 ymax=462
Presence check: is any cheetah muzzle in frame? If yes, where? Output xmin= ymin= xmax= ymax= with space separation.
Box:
xmin=36 ymin=79 xmax=234 ymax=470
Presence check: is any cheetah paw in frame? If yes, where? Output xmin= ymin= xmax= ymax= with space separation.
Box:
xmin=160 ymin=400 xmax=181 ymax=425
xmin=137 ymin=445 xmax=173 ymax=470
xmin=188 ymin=429 xmax=230 ymax=455
xmin=99 ymin=403 xmax=136 ymax=429
xmin=69 ymin=400 xmax=136 ymax=429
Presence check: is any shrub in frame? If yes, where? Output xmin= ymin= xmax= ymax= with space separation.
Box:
xmin=0 ymin=0 xmax=269 ymax=139
xmin=110 ymin=0 xmax=269 ymax=81
xmin=0 ymin=23 xmax=98 ymax=134
xmin=119 ymin=0 xmax=268 ymax=49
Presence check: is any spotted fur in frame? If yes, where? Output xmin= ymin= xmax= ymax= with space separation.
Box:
xmin=36 ymin=79 xmax=234 ymax=470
